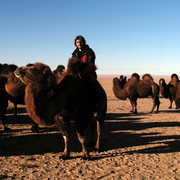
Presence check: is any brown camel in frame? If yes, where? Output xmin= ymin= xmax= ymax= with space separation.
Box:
xmin=54 ymin=58 xmax=107 ymax=151
xmin=159 ymin=74 xmax=179 ymax=109
xmin=15 ymin=59 xmax=106 ymax=159
xmin=175 ymin=84 xmax=180 ymax=108
xmin=0 ymin=63 xmax=25 ymax=116
xmin=0 ymin=76 xmax=9 ymax=131
xmin=0 ymin=63 xmax=40 ymax=132
xmin=113 ymin=73 xmax=160 ymax=113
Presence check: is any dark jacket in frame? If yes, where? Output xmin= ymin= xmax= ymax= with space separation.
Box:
xmin=72 ymin=45 xmax=96 ymax=65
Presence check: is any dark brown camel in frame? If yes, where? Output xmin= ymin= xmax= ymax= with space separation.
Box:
xmin=0 ymin=63 xmax=25 ymax=116
xmin=53 ymin=58 xmax=107 ymax=151
xmin=159 ymin=74 xmax=179 ymax=109
xmin=0 ymin=76 xmax=9 ymax=131
xmin=15 ymin=59 xmax=107 ymax=159
xmin=113 ymin=73 xmax=160 ymax=113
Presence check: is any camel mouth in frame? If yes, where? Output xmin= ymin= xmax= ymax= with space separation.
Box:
xmin=14 ymin=69 xmax=27 ymax=85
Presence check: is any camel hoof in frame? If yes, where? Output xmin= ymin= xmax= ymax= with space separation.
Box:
xmin=60 ymin=153 xmax=70 ymax=160
xmin=31 ymin=125 xmax=40 ymax=133
xmin=93 ymin=147 xmax=100 ymax=153
xmin=81 ymin=153 xmax=91 ymax=160
xmin=4 ymin=126 xmax=11 ymax=132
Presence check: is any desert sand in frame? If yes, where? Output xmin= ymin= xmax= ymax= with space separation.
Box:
xmin=0 ymin=75 xmax=180 ymax=179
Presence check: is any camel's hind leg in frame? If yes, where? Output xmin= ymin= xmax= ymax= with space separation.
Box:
xmin=151 ymin=96 xmax=160 ymax=113
xmin=129 ymin=100 xmax=137 ymax=114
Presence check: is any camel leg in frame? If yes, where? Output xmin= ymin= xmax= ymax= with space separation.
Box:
xmin=169 ymin=100 xmax=173 ymax=109
xmin=14 ymin=103 xmax=18 ymax=117
xmin=95 ymin=121 xmax=101 ymax=151
xmin=151 ymin=97 xmax=160 ymax=113
xmin=129 ymin=99 xmax=134 ymax=113
xmin=77 ymin=132 xmax=90 ymax=160
xmin=130 ymin=101 xmax=137 ymax=114
xmin=31 ymin=121 xmax=40 ymax=133
xmin=0 ymin=113 xmax=10 ymax=131
xmin=55 ymin=115 xmax=70 ymax=159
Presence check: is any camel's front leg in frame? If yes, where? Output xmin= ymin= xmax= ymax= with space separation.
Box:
xmin=77 ymin=132 xmax=90 ymax=160
xmin=55 ymin=115 xmax=70 ymax=159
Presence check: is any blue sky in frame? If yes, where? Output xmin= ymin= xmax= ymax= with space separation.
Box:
xmin=0 ymin=0 xmax=180 ymax=76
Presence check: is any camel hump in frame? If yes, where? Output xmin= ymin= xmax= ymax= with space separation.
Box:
xmin=171 ymin=73 xmax=178 ymax=80
xmin=142 ymin=74 xmax=154 ymax=83
xmin=131 ymin=73 xmax=140 ymax=81
xmin=66 ymin=57 xmax=82 ymax=76
xmin=170 ymin=73 xmax=179 ymax=86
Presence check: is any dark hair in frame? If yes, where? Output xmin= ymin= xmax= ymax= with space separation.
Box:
xmin=74 ymin=35 xmax=86 ymax=46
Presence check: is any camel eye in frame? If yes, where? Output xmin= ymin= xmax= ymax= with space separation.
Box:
xmin=30 ymin=68 xmax=38 ymax=74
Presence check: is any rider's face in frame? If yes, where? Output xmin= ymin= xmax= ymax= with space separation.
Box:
xmin=76 ymin=39 xmax=84 ymax=50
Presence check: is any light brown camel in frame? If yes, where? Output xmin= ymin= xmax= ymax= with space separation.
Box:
xmin=15 ymin=59 xmax=107 ymax=159
xmin=0 ymin=76 xmax=9 ymax=131
xmin=159 ymin=74 xmax=179 ymax=109
xmin=113 ymin=73 xmax=160 ymax=113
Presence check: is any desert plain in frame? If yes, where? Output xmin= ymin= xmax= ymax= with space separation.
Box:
xmin=0 ymin=75 xmax=180 ymax=179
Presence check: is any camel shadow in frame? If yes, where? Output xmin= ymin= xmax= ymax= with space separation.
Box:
xmin=99 ymin=112 xmax=180 ymax=154
xmin=1 ymin=111 xmax=180 ymax=157
xmin=159 ymin=109 xmax=180 ymax=113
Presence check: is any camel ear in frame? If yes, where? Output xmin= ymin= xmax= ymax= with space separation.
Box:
xmin=42 ymin=68 xmax=56 ymax=87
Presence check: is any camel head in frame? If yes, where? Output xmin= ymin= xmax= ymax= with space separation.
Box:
xmin=53 ymin=65 xmax=66 ymax=77
xmin=159 ymin=78 xmax=166 ymax=85
xmin=14 ymin=62 xmax=56 ymax=88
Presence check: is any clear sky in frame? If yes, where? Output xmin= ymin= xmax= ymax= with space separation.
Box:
xmin=1 ymin=0 xmax=180 ymax=76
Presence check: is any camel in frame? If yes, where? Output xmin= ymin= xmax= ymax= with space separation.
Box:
xmin=15 ymin=58 xmax=107 ymax=159
xmin=0 ymin=63 xmax=25 ymax=116
xmin=113 ymin=73 xmax=160 ymax=113
xmin=0 ymin=76 xmax=9 ymax=131
xmin=0 ymin=63 xmax=39 ymax=132
xmin=175 ymin=84 xmax=180 ymax=108
xmin=159 ymin=74 xmax=179 ymax=109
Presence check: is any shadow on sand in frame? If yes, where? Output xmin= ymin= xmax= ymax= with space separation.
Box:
xmin=1 ymin=110 xmax=180 ymax=157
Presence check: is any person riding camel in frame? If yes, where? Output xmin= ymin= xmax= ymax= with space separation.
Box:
xmin=72 ymin=35 xmax=97 ymax=108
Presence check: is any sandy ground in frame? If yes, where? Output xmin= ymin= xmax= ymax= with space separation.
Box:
xmin=0 ymin=75 xmax=180 ymax=179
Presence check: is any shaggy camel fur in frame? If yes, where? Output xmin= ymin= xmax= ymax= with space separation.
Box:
xmin=15 ymin=59 xmax=106 ymax=159
xmin=113 ymin=73 xmax=160 ymax=113
xmin=0 ymin=76 xmax=9 ymax=131
xmin=159 ymin=74 xmax=179 ymax=109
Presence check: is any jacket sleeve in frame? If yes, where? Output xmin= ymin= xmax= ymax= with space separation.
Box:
xmin=87 ymin=48 xmax=96 ymax=65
